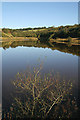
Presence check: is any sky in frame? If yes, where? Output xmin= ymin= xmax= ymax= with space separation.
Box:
xmin=2 ymin=2 xmax=78 ymax=28
xmin=1 ymin=0 xmax=79 ymax=2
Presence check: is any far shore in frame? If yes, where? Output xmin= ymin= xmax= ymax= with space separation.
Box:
xmin=0 ymin=37 xmax=38 ymax=42
xmin=0 ymin=37 xmax=80 ymax=46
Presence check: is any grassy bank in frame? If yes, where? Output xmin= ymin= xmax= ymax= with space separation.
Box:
xmin=0 ymin=24 xmax=80 ymax=48
xmin=0 ymin=37 xmax=80 ymax=46
xmin=50 ymin=38 xmax=80 ymax=46
xmin=0 ymin=37 xmax=38 ymax=42
xmin=2 ymin=24 xmax=80 ymax=43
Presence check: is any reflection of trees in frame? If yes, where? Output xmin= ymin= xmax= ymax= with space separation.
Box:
xmin=2 ymin=41 xmax=80 ymax=56
xmin=3 ymin=65 xmax=78 ymax=119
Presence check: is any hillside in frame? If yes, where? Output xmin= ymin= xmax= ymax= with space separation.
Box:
xmin=2 ymin=24 xmax=80 ymax=38
xmin=1 ymin=24 xmax=80 ymax=46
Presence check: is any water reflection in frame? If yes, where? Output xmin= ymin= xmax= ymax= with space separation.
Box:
xmin=2 ymin=65 xmax=78 ymax=119
xmin=1 ymin=41 xmax=80 ymax=56
xmin=1 ymin=41 xmax=79 ymax=119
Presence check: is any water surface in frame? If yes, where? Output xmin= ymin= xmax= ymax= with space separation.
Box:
xmin=1 ymin=43 xmax=79 ymax=115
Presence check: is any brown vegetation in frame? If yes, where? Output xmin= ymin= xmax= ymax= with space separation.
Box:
xmin=3 ymin=65 xmax=78 ymax=119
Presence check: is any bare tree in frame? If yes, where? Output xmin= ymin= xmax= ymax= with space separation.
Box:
xmin=3 ymin=65 xmax=78 ymax=119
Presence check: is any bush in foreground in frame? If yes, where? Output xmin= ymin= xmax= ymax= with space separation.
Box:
xmin=3 ymin=65 xmax=78 ymax=120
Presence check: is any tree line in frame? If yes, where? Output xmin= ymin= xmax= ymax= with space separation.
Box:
xmin=2 ymin=24 xmax=80 ymax=43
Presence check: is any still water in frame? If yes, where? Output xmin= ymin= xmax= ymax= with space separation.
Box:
xmin=1 ymin=44 xmax=79 ymax=117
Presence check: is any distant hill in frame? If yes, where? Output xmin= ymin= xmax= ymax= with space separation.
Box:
xmin=2 ymin=24 xmax=80 ymax=39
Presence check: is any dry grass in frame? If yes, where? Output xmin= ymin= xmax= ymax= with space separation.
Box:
xmin=50 ymin=38 xmax=80 ymax=46
xmin=0 ymin=37 xmax=38 ymax=43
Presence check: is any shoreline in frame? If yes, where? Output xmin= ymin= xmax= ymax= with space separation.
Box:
xmin=0 ymin=37 xmax=80 ymax=46
xmin=0 ymin=37 xmax=38 ymax=42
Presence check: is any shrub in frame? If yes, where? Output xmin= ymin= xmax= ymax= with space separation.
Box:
xmin=67 ymin=37 xmax=72 ymax=42
xmin=38 ymin=31 xmax=52 ymax=43
xmin=2 ymin=65 xmax=78 ymax=119
xmin=67 ymin=37 xmax=72 ymax=47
